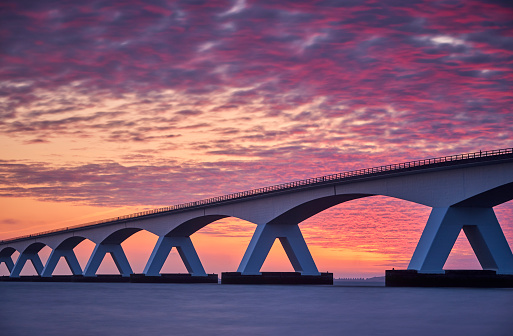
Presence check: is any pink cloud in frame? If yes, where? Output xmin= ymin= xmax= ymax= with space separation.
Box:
xmin=1 ymin=0 xmax=512 ymax=265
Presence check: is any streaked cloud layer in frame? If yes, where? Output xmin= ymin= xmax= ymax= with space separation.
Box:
xmin=1 ymin=0 xmax=512 ymax=274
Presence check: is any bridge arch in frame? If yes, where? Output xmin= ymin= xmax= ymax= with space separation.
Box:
xmin=101 ymin=228 xmax=143 ymax=244
xmin=0 ymin=246 xmax=17 ymax=258
xmin=40 ymin=236 xmax=90 ymax=277
xmin=166 ymin=215 xmax=229 ymax=237
xmin=83 ymin=227 xmax=150 ymax=277
xmin=233 ymin=193 xmax=389 ymax=275
xmin=143 ymin=215 xmax=231 ymax=277
xmin=453 ymin=181 xmax=513 ymax=207
xmin=268 ymin=194 xmax=372 ymax=225
xmin=0 ymin=246 xmax=18 ymax=274
xmin=9 ymin=242 xmax=46 ymax=277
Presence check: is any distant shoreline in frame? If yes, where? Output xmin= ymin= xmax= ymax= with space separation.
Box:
xmin=336 ymin=276 xmax=385 ymax=282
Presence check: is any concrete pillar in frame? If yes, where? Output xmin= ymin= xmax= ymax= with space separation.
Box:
xmin=0 ymin=256 xmax=14 ymax=273
xmin=0 ymin=248 xmax=16 ymax=274
xmin=462 ymin=209 xmax=513 ymax=274
xmin=143 ymin=236 xmax=207 ymax=276
xmin=10 ymin=245 xmax=45 ymax=278
xmin=83 ymin=243 xmax=133 ymax=277
xmin=237 ymin=223 xmax=320 ymax=275
xmin=408 ymin=207 xmax=513 ymax=274
xmin=41 ymin=248 xmax=83 ymax=277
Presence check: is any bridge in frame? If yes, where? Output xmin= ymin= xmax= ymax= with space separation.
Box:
xmin=1 ymin=148 xmax=513 ymax=283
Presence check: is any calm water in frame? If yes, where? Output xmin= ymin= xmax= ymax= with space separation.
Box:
xmin=1 ymin=281 xmax=512 ymax=336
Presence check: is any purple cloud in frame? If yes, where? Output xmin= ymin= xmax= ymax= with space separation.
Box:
xmin=1 ymin=0 xmax=512 ymax=258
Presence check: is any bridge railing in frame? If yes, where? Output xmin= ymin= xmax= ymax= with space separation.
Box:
xmin=1 ymin=147 xmax=512 ymax=244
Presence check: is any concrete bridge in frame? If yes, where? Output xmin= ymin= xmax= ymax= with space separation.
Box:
xmin=1 ymin=148 xmax=513 ymax=280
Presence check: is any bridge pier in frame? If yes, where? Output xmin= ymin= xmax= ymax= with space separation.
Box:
xmin=0 ymin=247 xmax=16 ymax=274
xmin=237 ymin=223 xmax=320 ymax=276
xmin=408 ymin=207 xmax=513 ymax=274
xmin=42 ymin=248 xmax=83 ymax=277
xmin=143 ymin=236 xmax=207 ymax=276
xmin=0 ymin=256 xmax=14 ymax=273
xmin=10 ymin=243 xmax=45 ymax=278
xmin=83 ymin=243 xmax=133 ymax=277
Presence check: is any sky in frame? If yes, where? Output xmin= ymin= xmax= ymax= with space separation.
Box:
xmin=1 ymin=0 xmax=512 ymax=278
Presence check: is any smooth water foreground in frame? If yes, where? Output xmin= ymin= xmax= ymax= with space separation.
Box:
xmin=1 ymin=281 xmax=512 ymax=336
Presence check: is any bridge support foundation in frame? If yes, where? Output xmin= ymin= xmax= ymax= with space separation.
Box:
xmin=84 ymin=243 xmax=133 ymax=277
xmin=221 ymin=271 xmax=333 ymax=285
xmin=237 ymin=223 xmax=320 ymax=276
xmin=386 ymin=269 xmax=513 ymax=287
xmin=143 ymin=236 xmax=207 ymax=276
xmin=408 ymin=207 xmax=513 ymax=274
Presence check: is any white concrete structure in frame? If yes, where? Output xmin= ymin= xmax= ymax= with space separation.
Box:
xmin=1 ymin=149 xmax=512 ymax=278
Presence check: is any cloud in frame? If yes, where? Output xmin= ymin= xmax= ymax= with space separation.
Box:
xmin=0 ymin=218 xmax=20 ymax=226
xmin=1 ymin=0 xmax=513 ymax=256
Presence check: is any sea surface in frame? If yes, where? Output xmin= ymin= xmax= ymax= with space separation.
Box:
xmin=1 ymin=280 xmax=512 ymax=336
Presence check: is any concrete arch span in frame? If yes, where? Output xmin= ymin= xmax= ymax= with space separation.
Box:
xmin=143 ymin=215 xmax=229 ymax=277
xmin=0 ymin=246 xmax=17 ymax=259
xmin=9 ymin=242 xmax=47 ymax=277
xmin=82 ymin=218 xmax=230 ymax=277
xmin=268 ymin=194 xmax=372 ymax=225
xmin=453 ymin=181 xmax=513 ymax=207
xmin=84 ymin=227 xmax=149 ymax=277
xmin=41 ymin=236 xmax=88 ymax=277
xmin=5 ymin=237 xmax=94 ymax=278
xmin=166 ymin=215 xmax=229 ymax=237
xmin=0 ymin=247 xmax=18 ymax=274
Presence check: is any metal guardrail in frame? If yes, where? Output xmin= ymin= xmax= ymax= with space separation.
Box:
xmin=1 ymin=147 xmax=512 ymax=244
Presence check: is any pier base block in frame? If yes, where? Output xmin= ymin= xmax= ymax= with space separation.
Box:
xmin=130 ymin=273 xmax=218 ymax=283
xmin=0 ymin=275 xmax=86 ymax=282
xmin=221 ymin=272 xmax=333 ymax=285
xmin=77 ymin=275 xmax=130 ymax=283
xmin=0 ymin=274 xmax=218 ymax=283
xmin=386 ymin=270 xmax=513 ymax=287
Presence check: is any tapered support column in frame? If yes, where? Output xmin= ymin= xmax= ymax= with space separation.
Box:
xmin=41 ymin=248 xmax=83 ymax=277
xmin=0 ymin=256 xmax=14 ymax=273
xmin=463 ymin=209 xmax=513 ymax=274
xmin=408 ymin=207 xmax=513 ymax=274
xmin=144 ymin=236 xmax=207 ymax=276
xmin=238 ymin=224 xmax=320 ymax=275
xmin=10 ymin=252 xmax=44 ymax=278
xmin=0 ymin=248 xmax=16 ymax=274
xmin=83 ymin=243 xmax=133 ymax=277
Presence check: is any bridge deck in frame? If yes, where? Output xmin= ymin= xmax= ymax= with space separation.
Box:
xmin=2 ymin=148 xmax=512 ymax=245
